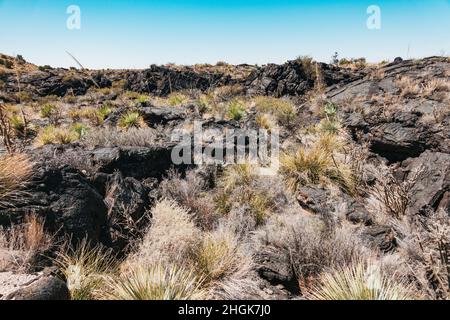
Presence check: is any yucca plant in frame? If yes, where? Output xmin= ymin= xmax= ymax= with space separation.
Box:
xmin=118 ymin=111 xmax=144 ymax=130
xmin=102 ymin=263 xmax=205 ymax=300
xmin=307 ymin=261 xmax=417 ymax=300
xmin=54 ymin=239 xmax=117 ymax=300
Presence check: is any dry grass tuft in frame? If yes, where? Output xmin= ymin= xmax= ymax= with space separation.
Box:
xmin=102 ymin=263 xmax=206 ymax=300
xmin=307 ymin=260 xmax=418 ymax=300
xmin=83 ymin=127 xmax=159 ymax=148
xmin=280 ymin=134 xmax=355 ymax=194
xmin=54 ymin=239 xmax=117 ymax=300
xmin=0 ymin=214 xmax=52 ymax=271
xmin=0 ymin=153 xmax=34 ymax=208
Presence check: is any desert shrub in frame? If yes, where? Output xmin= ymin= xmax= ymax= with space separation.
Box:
xmin=338 ymin=57 xmax=367 ymax=69
xmin=102 ymin=263 xmax=205 ymax=300
xmin=255 ymin=213 xmax=367 ymax=293
xmin=226 ymin=99 xmax=246 ymax=121
xmin=0 ymin=153 xmax=34 ymax=208
xmin=40 ymin=104 xmax=61 ymax=124
xmin=196 ymin=229 xmax=251 ymax=283
xmin=9 ymin=114 xmax=26 ymax=136
xmin=253 ymin=96 xmax=296 ymax=127
xmin=280 ymin=134 xmax=355 ymax=194
xmin=0 ymin=214 xmax=52 ymax=272
xmin=392 ymin=210 xmax=450 ymax=300
xmin=35 ymin=126 xmax=78 ymax=146
xmin=196 ymin=228 xmax=255 ymax=299
xmin=422 ymin=78 xmax=450 ymax=97
xmin=83 ymin=127 xmax=159 ymax=148
xmin=125 ymin=200 xmax=201 ymax=269
xmin=307 ymin=260 xmax=417 ymax=300
xmin=54 ymin=239 xmax=117 ymax=300
xmin=216 ymin=165 xmax=290 ymax=226
xmin=159 ymin=170 xmax=218 ymax=230
xmin=118 ymin=111 xmax=144 ymax=130
xmin=396 ymin=76 xmax=421 ymax=98
xmin=38 ymin=65 xmax=53 ymax=72
xmin=369 ymin=166 xmax=425 ymax=219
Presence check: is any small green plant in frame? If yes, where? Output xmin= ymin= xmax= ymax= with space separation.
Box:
xmin=226 ymin=100 xmax=246 ymax=121
xmin=118 ymin=111 xmax=144 ymax=130
xmin=324 ymin=102 xmax=338 ymax=119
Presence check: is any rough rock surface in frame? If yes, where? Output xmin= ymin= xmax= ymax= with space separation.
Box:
xmin=0 ymin=272 xmax=69 ymax=300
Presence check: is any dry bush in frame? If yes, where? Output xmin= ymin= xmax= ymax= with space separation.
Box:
xmin=422 ymin=78 xmax=450 ymax=97
xmin=0 ymin=214 xmax=52 ymax=271
xmin=396 ymin=76 xmax=421 ymax=98
xmin=307 ymin=259 xmax=418 ymax=300
xmin=216 ymin=164 xmax=291 ymax=226
xmin=0 ymin=153 xmax=34 ymax=208
xmin=254 ymin=213 xmax=368 ymax=293
xmin=197 ymin=230 xmax=243 ymax=282
xmin=54 ymin=239 xmax=117 ymax=300
xmin=125 ymin=199 xmax=201 ymax=269
xmin=83 ymin=126 xmax=160 ymax=148
xmin=369 ymin=166 xmax=425 ymax=219
xmin=393 ymin=210 xmax=450 ymax=300
xmin=158 ymin=170 xmax=219 ymax=230
xmin=102 ymin=263 xmax=206 ymax=300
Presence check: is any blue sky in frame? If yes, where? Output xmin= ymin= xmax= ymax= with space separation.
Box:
xmin=0 ymin=0 xmax=449 ymax=68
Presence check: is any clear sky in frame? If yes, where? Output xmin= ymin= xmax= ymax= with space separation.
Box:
xmin=0 ymin=0 xmax=449 ymax=69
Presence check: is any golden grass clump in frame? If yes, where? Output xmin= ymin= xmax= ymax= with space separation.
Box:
xmin=253 ymin=96 xmax=296 ymax=127
xmin=280 ymin=134 xmax=355 ymax=194
xmin=102 ymin=263 xmax=205 ymax=300
xmin=35 ymin=125 xmax=78 ymax=146
xmin=196 ymin=229 xmax=251 ymax=284
xmin=0 ymin=153 xmax=34 ymax=208
xmin=307 ymin=260 xmax=417 ymax=300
